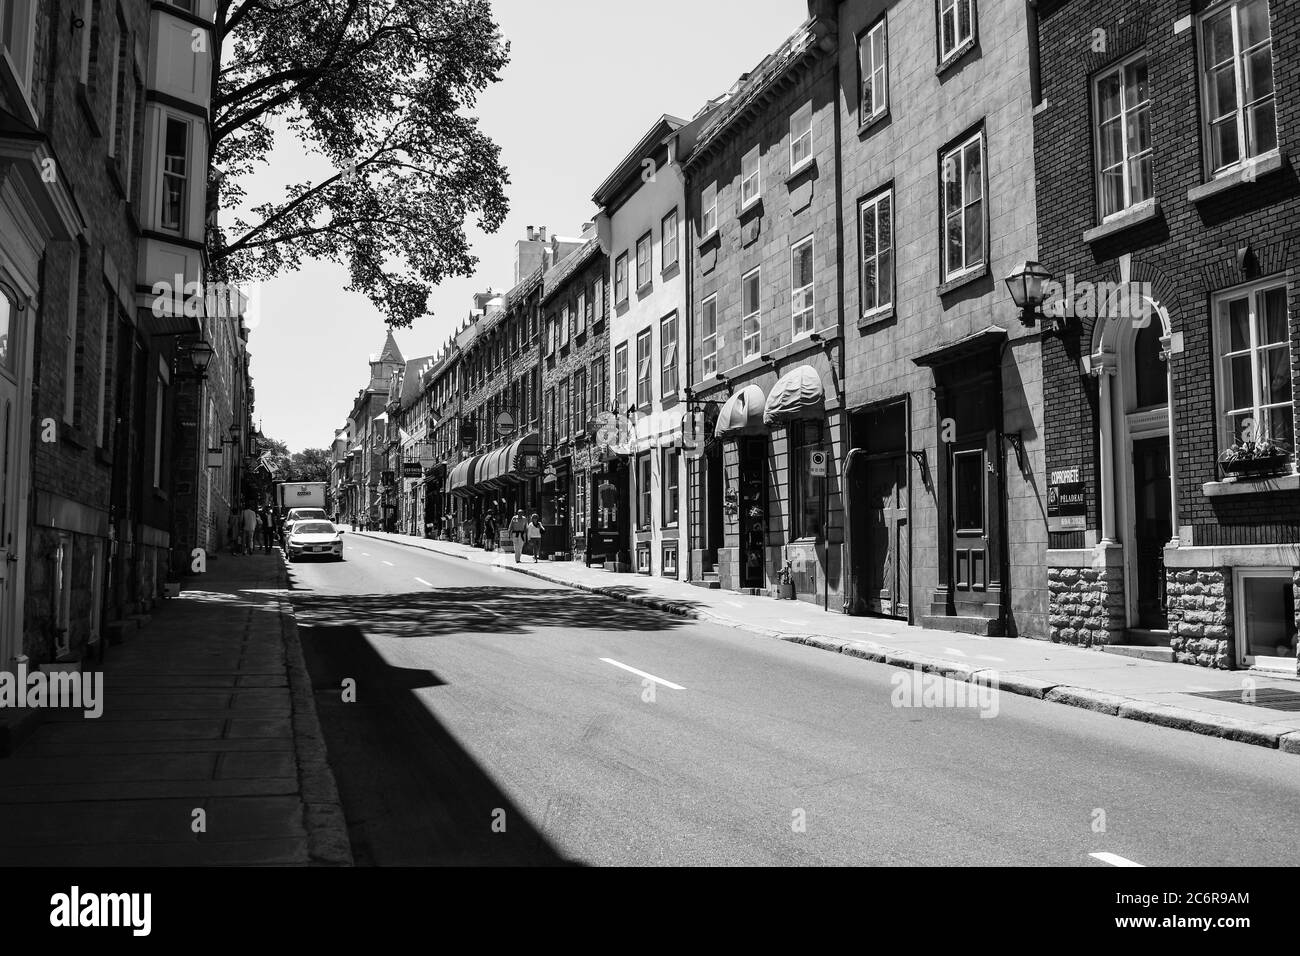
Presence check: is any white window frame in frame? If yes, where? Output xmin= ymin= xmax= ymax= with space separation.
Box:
xmin=790 ymin=101 xmax=813 ymax=172
xmin=1211 ymin=277 xmax=1293 ymax=456
xmin=78 ymin=0 xmax=94 ymax=84
xmin=0 ymin=0 xmax=37 ymax=99
xmin=742 ymin=267 xmax=761 ymax=360
xmin=940 ymin=129 xmax=985 ymax=282
xmin=661 ymin=208 xmax=679 ymax=271
xmin=1198 ymin=0 xmax=1277 ymax=177
xmin=660 ymin=311 xmax=678 ymax=397
xmin=701 ymin=294 xmax=718 ymax=378
xmin=636 ymin=327 xmax=652 ymax=408
xmin=791 ymin=235 xmax=815 ymax=339
xmin=859 ymin=16 xmax=889 ymax=122
xmin=615 ymin=342 xmax=629 ymax=412
xmin=160 ymin=114 xmax=191 ymax=233
xmin=636 ymin=232 xmax=652 ymax=291
xmin=1232 ymin=567 xmax=1297 ymax=669
xmin=701 ymin=181 xmax=718 ymax=236
xmin=1093 ymin=51 xmax=1153 ymax=219
xmin=615 ymin=252 xmax=628 ymax=304
xmin=938 ymin=0 xmax=975 ymax=64
xmin=859 ymin=188 xmax=894 ymax=317
xmin=740 ymin=146 xmax=761 ymax=209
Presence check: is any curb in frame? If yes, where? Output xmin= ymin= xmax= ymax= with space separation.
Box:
xmin=276 ymin=558 xmax=354 ymax=866
xmin=348 ymin=531 xmax=1298 ymax=758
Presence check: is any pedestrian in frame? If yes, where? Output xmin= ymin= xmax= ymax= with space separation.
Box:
xmin=240 ymin=503 xmax=258 ymax=555
xmin=526 ymin=513 xmax=543 ymax=562
xmin=483 ymin=512 xmax=497 ymax=551
xmin=508 ymin=509 xmax=528 ymax=563
xmin=260 ymin=507 xmax=273 ymax=553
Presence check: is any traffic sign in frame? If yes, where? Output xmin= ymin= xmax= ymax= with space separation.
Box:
xmin=809 ymin=449 xmax=827 ymax=478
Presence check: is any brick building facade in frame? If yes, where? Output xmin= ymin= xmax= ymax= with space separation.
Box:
xmin=1036 ymin=0 xmax=1299 ymax=671
xmin=683 ymin=5 xmax=847 ymax=608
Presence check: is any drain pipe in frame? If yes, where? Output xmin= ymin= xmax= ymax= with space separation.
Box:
xmin=842 ymin=448 xmax=866 ymax=615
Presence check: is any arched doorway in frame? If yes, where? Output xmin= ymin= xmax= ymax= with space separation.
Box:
xmin=1087 ymin=265 xmax=1179 ymax=637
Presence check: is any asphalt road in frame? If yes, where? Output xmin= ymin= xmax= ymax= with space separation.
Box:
xmin=286 ymin=534 xmax=1300 ymax=867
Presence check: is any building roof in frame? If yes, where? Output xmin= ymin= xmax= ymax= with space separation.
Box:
xmin=540 ymin=239 xmax=602 ymax=305
xmin=592 ymin=114 xmax=687 ymax=209
xmin=399 ymin=356 xmax=434 ymax=408
xmin=376 ymin=330 xmax=404 ymax=366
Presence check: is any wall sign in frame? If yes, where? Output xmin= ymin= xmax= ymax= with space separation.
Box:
xmin=1047 ymin=466 xmax=1087 ymax=532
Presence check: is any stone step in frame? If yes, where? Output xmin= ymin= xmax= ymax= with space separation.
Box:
xmin=1123 ymin=628 xmax=1171 ymax=647
xmin=688 ymin=579 xmax=721 ymax=590
xmin=1102 ymin=645 xmax=1174 ymax=662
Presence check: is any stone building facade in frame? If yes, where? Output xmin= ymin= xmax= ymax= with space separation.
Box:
xmin=1035 ymin=0 xmax=1299 ymax=671
xmin=833 ymin=0 xmax=1045 ymax=636
xmin=683 ymin=4 xmax=847 ymax=609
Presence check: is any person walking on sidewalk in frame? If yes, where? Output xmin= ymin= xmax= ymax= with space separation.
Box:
xmin=526 ymin=513 xmax=544 ymax=562
xmin=508 ymin=509 xmax=528 ymax=563
xmin=483 ymin=512 xmax=497 ymax=552
xmin=240 ymin=504 xmax=258 ymax=555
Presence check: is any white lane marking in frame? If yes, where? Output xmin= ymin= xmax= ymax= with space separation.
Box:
xmin=945 ymin=648 xmax=969 ymax=657
xmin=1090 ymin=852 xmax=1144 ymax=867
xmin=361 ymin=552 xmax=370 ymax=557
xmin=725 ymin=601 xmax=745 ymax=608
xmin=854 ymin=630 xmax=895 ymax=640
xmin=415 ymin=577 xmax=433 ymax=587
xmin=975 ymin=654 xmax=1005 ymax=662
xmin=599 ymin=658 xmax=685 ymax=690
xmin=1186 ymin=685 xmax=1217 ymax=692
xmin=779 ymin=619 xmax=813 ymax=626
xmin=382 ymin=560 xmax=394 ymax=566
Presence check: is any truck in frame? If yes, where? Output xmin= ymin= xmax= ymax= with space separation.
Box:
xmin=275 ymin=481 xmax=327 ymax=511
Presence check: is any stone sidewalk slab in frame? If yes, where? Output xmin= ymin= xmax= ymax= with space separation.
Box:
xmin=351 ymin=528 xmax=1300 ymax=757
xmin=0 ymin=552 xmax=351 ymax=867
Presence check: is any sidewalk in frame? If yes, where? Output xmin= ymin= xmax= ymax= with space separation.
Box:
xmin=351 ymin=527 xmax=1300 ymax=757
xmin=0 ymin=551 xmax=352 ymax=866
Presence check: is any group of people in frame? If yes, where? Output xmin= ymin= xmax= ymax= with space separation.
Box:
xmin=228 ymin=504 xmax=282 ymax=555
xmin=478 ymin=509 xmax=545 ymax=563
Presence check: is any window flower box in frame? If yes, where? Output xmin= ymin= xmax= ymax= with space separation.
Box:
xmin=1218 ymin=440 xmax=1292 ymax=480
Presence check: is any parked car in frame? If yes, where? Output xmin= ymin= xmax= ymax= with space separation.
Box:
xmin=285 ymin=520 xmax=345 ymax=562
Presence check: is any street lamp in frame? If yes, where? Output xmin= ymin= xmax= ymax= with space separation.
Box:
xmin=1004 ymin=260 xmax=1058 ymax=330
xmin=188 ymin=339 xmax=215 ymax=374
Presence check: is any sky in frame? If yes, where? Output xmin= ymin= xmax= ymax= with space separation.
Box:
xmin=241 ymin=0 xmax=802 ymax=454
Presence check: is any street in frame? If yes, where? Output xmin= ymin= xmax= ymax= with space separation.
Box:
xmin=287 ymin=535 xmax=1300 ymax=867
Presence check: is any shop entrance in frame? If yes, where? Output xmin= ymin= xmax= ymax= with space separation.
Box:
xmin=847 ymin=401 xmax=909 ymax=619
xmin=737 ymin=437 xmax=767 ymax=590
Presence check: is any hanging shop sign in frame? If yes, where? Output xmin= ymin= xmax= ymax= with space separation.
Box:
xmin=1047 ymin=466 xmax=1087 ymax=532
xmin=402 ymin=461 xmax=423 ymax=478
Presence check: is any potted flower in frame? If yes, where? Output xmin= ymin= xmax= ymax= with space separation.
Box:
xmin=777 ymin=561 xmax=795 ymax=600
xmin=1219 ymin=438 xmax=1292 ymax=479
xmin=723 ymin=486 xmax=739 ymax=517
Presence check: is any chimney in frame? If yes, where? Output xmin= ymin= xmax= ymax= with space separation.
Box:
xmin=537 ymin=225 xmax=548 ymax=242
xmin=526 ymin=225 xmax=535 ymax=241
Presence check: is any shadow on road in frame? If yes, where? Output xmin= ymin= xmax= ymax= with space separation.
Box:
xmin=291 ymin=585 xmax=695 ymax=639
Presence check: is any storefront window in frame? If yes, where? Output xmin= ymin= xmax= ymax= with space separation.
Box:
xmin=790 ymin=421 xmax=825 ymax=539
xmin=661 ymin=446 xmax=678 ymax=526
xmin=1235 ymin=569 xmax=1298 ymax=666
xmin=636 ymin=452 xmax=651 ymax=530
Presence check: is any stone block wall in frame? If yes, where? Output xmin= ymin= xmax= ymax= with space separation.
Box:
xmin=1167 ymin=568 xmax=1231 ymax=669
xmin=1047 ymin=564 xmax=1124 ymax=647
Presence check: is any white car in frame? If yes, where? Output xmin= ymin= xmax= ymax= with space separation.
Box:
xmin=282 ymin=507 xmax=328 ymax=538
xmin=286 ymin=520 xmax=345 ymax=562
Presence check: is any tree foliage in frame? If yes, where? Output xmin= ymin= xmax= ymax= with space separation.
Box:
xmin=211 ymin=0 xmax=511 ymax=327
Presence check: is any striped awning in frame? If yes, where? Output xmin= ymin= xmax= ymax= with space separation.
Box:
xmin=477 ymin=432 xmax=541 ymax=489
xmin=447 ymin=456 xmax=480 ymax=496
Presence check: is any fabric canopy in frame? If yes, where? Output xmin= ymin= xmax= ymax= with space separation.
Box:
xmin=447 ymin=456 xmax=479 ymax=496
xmin=477 ymin=431 xmax=540 ymax=490
xmin=763 ymin=365 xmax=826 ymax=426
xmin=714 ymin=384 xmax=768 ymax=438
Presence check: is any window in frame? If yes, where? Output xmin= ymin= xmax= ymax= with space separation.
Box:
xmin=661 ymin=543 xmax=678 ymax=577
xmin=573 ymin=368 xmax=587 ymax=436
xmin=614 ymin=342 xmax=629 ymax=413
xmin=590 ymin=356 xmax=607 ymax=419
xmin=661 ymin=209 xmax=678 ymax=271
xmin=544 ymin=313 xmax=555 ymax=356
xmin=791 ymin=421 xmax=826 ymax=540
xmin=161 ymin=116 xmax=190 ymax=232
xmin=575 ymin=477 xmax=587 ymax=538
xmin=153 ymin=375 xmax=165 ymax=488
xmin=97 ymin=296 xmax=113 ymax=447
xmin=660 ymin=312 xmax=678 ymax=396
xmin=589 ymin=279 xmax=600 ymax=325
xmin=636 ymin=233 xmax=652 ymax=291
xmin=636 ymin=328 xmax=652 ymax=408
xmin=559 ymin=302 xmax=570 ymax=349
xmin=1214 ymin=280 xmax=1293 ymax=454
xmin=859 ymin=188 xmax=894 ymax=315
xmin=636 ymin=452 xmax=652 ymax=531
xmin=558 ymin=379 xmax=569 ymax=442
xmin=576 ymin=288 xmax=587 ymax=336
xmin=938 ymin=0 xmax=975 ymax=63
xmin=64 ymin=242 xmax=84 ymax=426
xmin=859 ymin=17 xmax=889 ymax=122
xmin=661 ymin=446 xmax=679 ymax=527
xmin=741 ymin=146 xmax=761 ymax=207
xmin=701 ymin=181 xmax=718 ymax=235
xmin=940 ymin=130 xmax=985 ymax=281
xmin=791 ymin=236 xmax=815 ymax=338
xmin=78 ymin=0 xmax=96 ymax=86
xmin=615 ymin=252 xmax=628 ymax=304
xmin=953 ymin=449 xmax=985 ymax=531
xmin=742 ymin=268 xmax=761 ymax=359
xmin=109 ymin=24 xmax=126 ymax=158
xmin=0 ymin=0 xmax=36 ymax=94
xmin=1200 ymin=0 xmax=1275 ymax=174
xmin=1233 ymin=568 xmax=1298 ymax=667
xmin=545 ymin=387 xmax=556 ymax=447
xmin=701 ymin=295 xmax=718 ymax=378
xmin=1095 ymin=53 xmax=1152 ymax=218
xmin=790 ymin=102 xmax=813 ymax=170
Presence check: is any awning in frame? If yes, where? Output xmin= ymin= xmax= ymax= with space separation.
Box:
xmin=477 ymin=432 xmax=541 ymax=489
xmin=715 ymin=384 xmax=768 ymax=438
xmin=447 ymin=456 xmax=479 ymax=496
xmin=763 ymin=365 xmax=826 ymax=426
